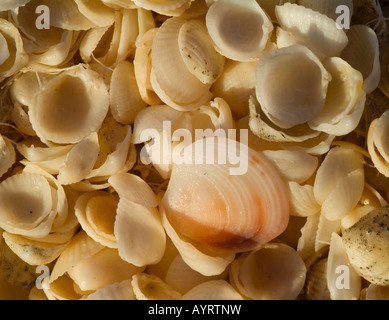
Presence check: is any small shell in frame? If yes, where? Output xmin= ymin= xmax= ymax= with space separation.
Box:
xmin=365 ymin=284 xmax=389 ymax=300
xmin=206 ymin=0 xmax=273 ymax=61
xmin=178 ymin=19 xmax=225 ymax=84
xmin=74 ymin=190 xmax=118 ymax=248
xmin=133 ymin=0 xmax=191 ymax=16
xmin=256 ymin=45 xmax=331 ymax=129
xmin=161 ymin=137 xmax=290 ymax=275
xmin=304 ymin=258 xmax=331 ymax=300
xmin=29 ymin=65 xmax=109 ymax=145
xmin=133 ymin=28 xmax=162 ymax=106
xmin=211 ymin=60 xmax=256 ymax=117
xmin=288 ymin=181 xmax=321 ymax=217
xmin=230 ymin=242 xmax=306 ymax=300
xmin=343 ymin=206 xmax=389 ymax=286
xmin=327 ymin=232 xmax=361 ymax=299
xmin=131 ymin=273 xmax=182 ymax=300
xmin=259 ymin=0 xmax=297 ymax=22
xmin=340 ymin=25 xmax=380 ymax=94
xmin=74 ymin=0 xmax=115 ymax=27
xmin=313 ymin=146 xmax=365 ymax=220
xmin=181 ymin=280 xmax=243 ymax=300
xmin=0 ymin=18 xmax=28 ymax=80
xmin=297 ymin=0 xmax=353 ymax=21
xmin=308 ymin=57 xmax=365 ymax=136
xmin=0 ymin=0 xmax=31 ymax=11
xmin=275 ymin=3 xmax=348 ymax=59
xmin=2 ymin=231 xmax=70 ymax=266
xmin=151 ymin=18 xmax=212 ymax=111
xmin=0 ymin=134 xmax=15 ymax=178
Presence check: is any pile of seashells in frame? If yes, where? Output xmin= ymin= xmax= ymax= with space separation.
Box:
xmin=0 ymin=0 xmax=389 ymax=300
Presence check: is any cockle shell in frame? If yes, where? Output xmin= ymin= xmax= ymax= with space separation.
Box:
xmin=313 ymin=146 xmax=365 ymax=220
xmin=28 ymin=65 xmax=109 ymax=145
xmin=206 ymin=0 xmax=273 ymax=61
xmin=275 ymin=3 xmax=348 ymax=59
xmin=0 ymin=134 xmax=15 ymax=178
xmin=256 ymin=45 xmax=331 ymax=129
xmin=150 ymin=17 xmax=212 ymax=111
xmin=341 ymin=25 xmax=380 ymax=94
xmin=229 ymin=242 xmax=306 ymax=300
xmin=307 ymin=57 xmax=366 ymax=136
xmin=160 ymin=136 xmax=290 ymax=275
xmin=0 ymin=18 xmax=28 ymax=80
xmin=343 ymin=206 xmax=389 ymax=286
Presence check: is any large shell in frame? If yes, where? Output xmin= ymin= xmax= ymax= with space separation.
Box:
xmin=343 ymin=206 xmax=389 ymax=286
xmin=160 ymin=136 xmax=290 ymax=275
xmin=206 ymin=0 xmax=273 ymax=61
xmin=28 ymin=65 xmax=109 ymax=145
xmin=256 ymin=45 xmax=331 ymax=129
xmin=229 ymin=242 xmax=306 ymax=300
xmin=275 ymin=3 xmax=348 ymax=59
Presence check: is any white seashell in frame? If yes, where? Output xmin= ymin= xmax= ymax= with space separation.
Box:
xmin=0 ymin=0 xmax=31 ymax=11
xmin=74 ymin=0 xmax=115 ymax=27
xmin=343 ymin=206 xmax=389 ymax=286
xmin=212 ymin=60 xmax=256 ymax=117
xmin=110 ymin=60 xmax=147 ymax=125
xmin=297 ymin=211 xmax=320 ymax=260
xmin=133 ymin=28 xmax=162 ymax=106
xmin=84 ymin=280 xmax=135 ymax=300
xmin=288 ymin=181 xmax=321 ymax=217
xmin=367 ymin=109 xmax=389 ymax=177
xmin=108 ymin=172 xmax=158 ymax=207
xmin=0 ymin=18 xmax=28 ymax=80
xmin=132 ymin=273 xmax=182 ymax=300
xmin=181 ymin=280 xmax=244 ymax=300
xmin=161 ymin=137 xmax=289 ymax=275
xmin=206 ymin=0 xmax=273 ymax=61
xmin=315 ymin=209 xmax=341 ymax=252
xmin=0 ymin=134 xmax=15 ymax=178
xmin=262 ymin=149 xmax=318 ymax=183
xmin=74 ymin=190 xmax=118 ymax=248
xmin=340 ymin=25 xmax=380 ymax=94
xmin=308 ymin=57 xmax=365 ymax=136
xmin=275 ymin=3 xmax=348 ymax=59
xmin=151 ymin=18 xmax=212 ymax=111
xmin=178 ymin=19 xmax=225 ymax=84
xmin=256 ymin=45 xmax=331 ymax=129
xmin=314 ymin=146 xmax=365 ymax=220
xmin=259 ymin=0 xmax=297 ymax=22
xmin=327 ymin=232 xmax=361 ymax=300
xmin=79 ymin=25 xmax=112 ymax=64
xmin=304 ymin=258 xmax=330 ymax=300
xmin=2 ymin=231 xmax=70 ymax=266
xmin=114 ymin=198 xmax=166 ymax=267
xmin=297 ymin=0 xmax=353 ymax=21
xmin=29 ymin=65 xmax=109 ymax=145
xmin=230 ymin=242 xmax=306 ymax=300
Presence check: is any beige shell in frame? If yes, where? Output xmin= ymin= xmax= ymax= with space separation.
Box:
xmin=275 ymin=3 xmax=348 ymax=59
xmin=256 ymin=45 xmax=331 ymax=129
xmin=131 ymin=273 xmax=182 ymax=300
xmin=133 ymin=0 xmax=192 ymax=16
xmin=304 ymin=258 xmax=330 ymax=300
xmin=206 ymin=0 xmax=273 ymax=61
xmin=343 ymin=206 xmax=389 ymax=286
xmin=0 ymin=18 xmax=28 ymax=80
xmin=84 ymin=280 xmax=135 ymax=300
xmin=181 ymin=280 xmax=244 ymax=300
xmin=297 ymin=0 xmax=353 ymax=21
xmin=341 ymin=25 xmax=380 ymax=94
xmin=28 ymin=65 xmax=109 ymax=145
xmin=151 ymin=18 xmax=212 ymax=111
xmin=229 ymin=242 xmax=306 ymax=300
xmin=0 ymin=0 xmax=31 ymax=11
